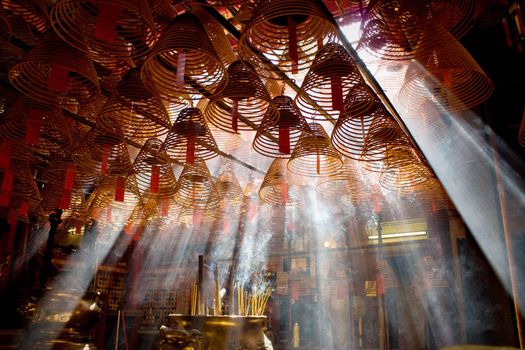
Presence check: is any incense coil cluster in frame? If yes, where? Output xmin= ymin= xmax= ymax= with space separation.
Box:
xmin=51 ymin=0 xmax=157 ymax=64
xmin=174 ymin=160 xmax=217 ymax=209
xmin=239 ymin=0 xmax=337 ymax=76
xmin=142 ymin=13 xmax=226 ymax=102
xmin=253 ymin=95 xmax=310 ymax=158
xmin=88 ymin=174 xmax=142 ymax=213
xmin=205 ymin=60 xmax=278 ymax=133
xmin=97 ymin=68 xmax=171 ymax=140
xmin=131 ymin=138 xmax=178 ymax=199
xmin=161 ymin=108 xmax=218 ymax=165
xmin=259 ymin=158 xmax=301 ymax=207
xmin=359 ymin=0 xmax=475 ymax=61
xmin=8 ymin=33 xmax=100 ymax=106
xmin=288 ymin=122 xmax=343 ymax=177
xmin=1 ymin=0 xmax=50 ymax=34
xmin=295 ymin=43 xmax=362 ymax=120
xmin=399 ymin=25 xmax=493 ymax=112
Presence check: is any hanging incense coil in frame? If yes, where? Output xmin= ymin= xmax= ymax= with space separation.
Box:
xmin=259 ymin=158 xmax=301 ymax=207
xmin=253 ymin=95 xmax=310 ymax=158
xmin=214 ymin=168 xmax=244 ymax=205
xmin=1 ymin=0 xmax=49 ymax=34
xmin=209 ymin=124 xmax=243 ymax=153
xmin=399 ymin=25 xmax=493 ymax=112
xmin=141 ymin=13 xmax=226 ymax=102
xmin=0 ymin=98 xmax=72 ymax=153
xmin=239 ymin=0 xmax=337 ymax=76
xmin=174 ymin=159 xmax=217 ymax=209
xmin=87 ymin=174 xmax=141 ymax=214
xmin=287 ymin=122 xmax=343 ymax=177
xmin=315 ymin=157 xmax=362 ymax=204
xmin=131 ymin=138 xmax=178 ymax=200
xmin=359 ymin=0 xmax=475 ymax=61
xmin=177 ymin=200 xmax=220 ymax=226
xmin=9 ymin=32 xmax=100 ymax=105
xmin=205 ymin=60 xmax=278 ymax=133
xmin=160 ymin=108 xmax=218 ymax=165
xmin=360 ymin=110 xmax=406 ymax=162
xmin=96 ymin=68 xmax=171 ymax=140
xmin=295 ymin=43 xmax=363 ymax=120
xmin=331 ymin=102 xmax=387 ymax=160
xmin=50 ymin=0 xmax=156 ymax=63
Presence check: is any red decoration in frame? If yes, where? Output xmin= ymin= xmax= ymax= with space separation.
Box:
xmin=281 ymin=182 xmax=287 ymax=203
xmin=331 ymin=75 xmax=344 ymax=112
xmin=278 ymin=125 xmax=290 ymax=154
xmin=25 ymin=109 xmax=43 ymax=145
xmin=0 ymin=194 xmax=9 ymax=207
xmin=115 ymin=176 xmax=126 ymax=202
xmin=431 ymin=199 xmax=438 ymax=213
xmin=288 ymin=16 xmax=298 ymax=75
xmin=0 ymin=141 xmax=12 ymax=170
xmin=125 ymin=223 xmax=134 ymax=235
xmin=442 ymin=70 xmax=451 ymax=87
xmin=106 ymin=206 xmax=112 ymax=222
xmin=373 ymin=194 xmax=381 ymax=214
xmin=59 ymin=190 xmax=72 ymax=209
xmin=232 ymin=98 xmax=239 ymax=132
xmin=48 ymin=65 xmax=70 ymax=91
xmin=18 ymin=202 xmax=29 ymax=218
xmin=186 ymin=135 xmax=196 ymax=164
xmin=101 ymin=144 xmax=110 ymax=176
xmin=176 ymin=50 xmax=186 ymax=88
xmin=75 ymin=224 xmax=82 ymax=235
xmin=63 ymin=165 xmax=75 ymax=191
xmin=377 ymin=273 xmax=385 ymax=295
xmin=161 ymin=198 xmax=170 ymax=215
xmin=502 ymin=18 xmax=513 ymax=47
xmin=150 ymin=165 xmax=160 ymax=193
xmin=95 ymin=2 xmax=122 ymax=43
xmin=1 ymin=170 xmax=14 ymax=193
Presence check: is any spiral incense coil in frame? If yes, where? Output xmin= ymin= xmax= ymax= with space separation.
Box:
xmin=141 ymin=13 xmax=226 ymax=102
xmin=0 ymin=97 xmax=72 ymax=155
xmin=253 ymin=95 xmax=310 ymax=159
xmin=359 ymin=0 xmax=475 ymax=61
xmin=214 ymin=168 xmax=244 ymax=205
xmin=209 ymin=124 xmax=243 ymax=153
xmin=9 ymin=32 xmax=100 ymax=105
xmin=51 ymin=0 xmax=156 ymax=64
xmin=194 ymin=7 xmax=236 ymax=67
xmin=295 ymin=43 xmax=363 ymax=120
xmin=331 ymin=102 xmax=385 ymax=160
xmin=178 ymin=202 xmax=220 ymax=226
xmin=1 ymin=0 xmax=49 ymax=34
xmin=399 ymin=25 xmax=493 ymax=112
xmin=259 ymin=158 xmax=301 ymax=207
xmin=97 ymin=68 xmax=171 ymax=140
xmin=160 ymin=108 xmax=218 ymax=165
xmin=315 ymin=157 xmax=361 ymax=200
xmin=360 ymin=110 xmax=406 ymax=163
xmin=88 ymin=174 xmax=141 ymax=213
xmin=131 ymin=138 xmax=178 ymax=200
xmin=239 ymin=0 xmax=337 ymax=76
xmin=287 ymin=122 xmax=343 ymax=177
xmin=205 ymin=60 xmax=278 ymax=133
xmin=174 ymin=159 xmax=216 ymax=209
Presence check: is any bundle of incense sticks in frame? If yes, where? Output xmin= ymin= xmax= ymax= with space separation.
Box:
xmin=234 ymin=283 xmax=273 ymax=316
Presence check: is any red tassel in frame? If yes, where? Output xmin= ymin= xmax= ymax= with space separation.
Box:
xmin=63 ymin=165 xmax=75 ymax=191
xmin=101 ymin=144 xmax=110 ymax=176
xmin=431 ymin=199 xmax=438 ymax=213
xmin=316 ymin=152 xmax=321 ymax=175
xmin=278 ymin=125 xmax=290 ymax=154
xmin=373 ymin=194 xmax=381 ymax=214
xmin=115 ymin=176 xmax=126 ymax=202
xmin=442 ymin=70 xmax=451 ymax=87
xmin=186 ymin=135 xmax=196 ymax=164
xmin=59 ymin=190 xmax=72 ymax=209
xmin=377 ymin=273 xmax=385 ymax=295
xmin=161 ymin=198 xmax=170 ymax=215
xmin=0 ymin=140 xmax=12 ymax=170
xmin=18 ymin=202 xmax=29 ymax=218
xmin=232 ymin=98 xmax=239 ymax=132
xmin=331 ymin=76 xmax=344 ymax=112
xmin=0 ymin=194 xmax=9 ymax=207
xmin=106 ymin=206 xmax=112 ymax=222
xmin=281 ymin=182 xmax=288 ymax=204
xmin=150 ymin=165 xmax=160 ymax=193
xmin=288 ymin=16 xmax=298 ymax=75
xmin=125 ymin=223 xmax=134 ymax=235
xmin=25 ymin=109 xmax=43 ymax=145
xmin=176 ymin=50 xmax=186 ymax=88
xmin=502 ymin=18 xmax=513 ymax=47
xmin=48 ymin=65 xmax=69 ymax=91
xmin=95 ymin=2 xmax=122 ymax=43
xmin=1 ymin=170 xmax=14 ymax=193
xmin=75 ymin=224 xmax=82 ymax=235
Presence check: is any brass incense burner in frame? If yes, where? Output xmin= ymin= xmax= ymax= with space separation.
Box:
xmin=160 ymin=314 xmax=268 ymax=350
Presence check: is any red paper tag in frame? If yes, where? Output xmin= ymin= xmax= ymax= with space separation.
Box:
xmin=115 ymin=176 xmax=126 ymax=202
xmin=431 ymin=199 xmax=438 ymax=213
xmin=161 ymin=198 xmax=170 ymax=215
xmin=176 ymin=50 xmax=186 ymax=88
xmin=1 ymin=170 xmax=14 ymax=193
xmin=502 ymin=18 xmax=513 ymax=47
xmin=125 ymin=223 xmax=134 ymax=235
xmin=95 ymin=2 xmax=122 ymax=43
xmin=0 ymin=141 xmax=12 ymax=170
xmin=232 ymin=98 xmax=239 ymax=132
xmin=63 ymin=165 xmax=75 ymax=191
xmin=150 ymin=165 xmax=160 ymax=193
xmin=281 ymin=182 xmax=287 ymax=204
xmin=101 ymin=144 xmax=110 ymax=176
xmin=59 ymin=190 xmax=72 ymax=209
xmin=442 ymin=70 xmax=451 ymax=87
xmin=75 ymin=224 xmax=82 ymax=235
xmin=331 ymin=75 xmax=344 ymax=112
xmin=278 ymin=125 xmax=290 ymax=154
xmin=25 ymin=109 xmax=43 ymax=145
xmin=373 ymin=194 xmax=381 ymax=214
xmin=288 ymin=16 xmax=298 ymax=75
xmin=0 ymin=194 xmax=9 ymax=207
xmin=377 ymin=273 xmax=385 ymax=295
xmin=106 ymin=206 xmax=112 ymax=222
xmin=186 ymin=135 xmax=196 ymax=164
xmin=48 ymin=65 xmax=69 ymax=91
xmin=18 ymin=202 xmax=29 ymax=218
